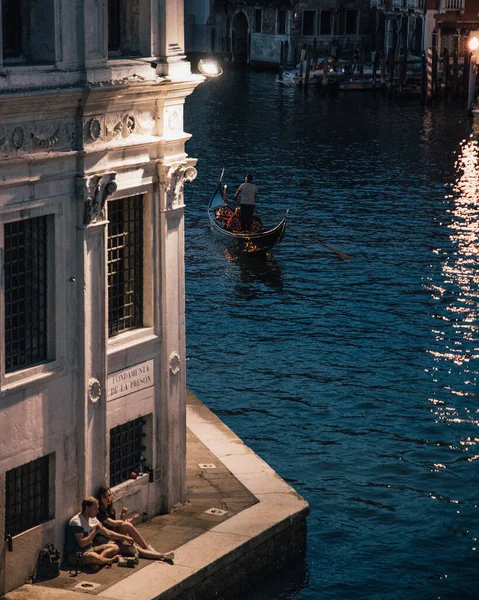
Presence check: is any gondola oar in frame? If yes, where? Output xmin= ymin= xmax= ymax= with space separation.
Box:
xmin=287 ymin=224 xmax=353 ymax=260
xmin=227 ymin=196 xmax=352 ymax=260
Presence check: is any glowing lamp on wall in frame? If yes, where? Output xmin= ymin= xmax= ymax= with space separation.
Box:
xmin=469 ymin=36 xmax=479 ymax=52
xmin=198 ymin=59 xmax=223 ymax=78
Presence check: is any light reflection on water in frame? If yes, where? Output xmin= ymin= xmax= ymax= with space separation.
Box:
xmin=184 ymin=70 xmax=479 ymax=600
xmin=426 ymin=133 xmax=479 ymax=458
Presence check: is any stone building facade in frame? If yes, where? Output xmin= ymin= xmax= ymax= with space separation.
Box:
xmin=290 ymin=0 xmax=374 ymax=60
xmin=206 ymin=0 xmax=375 ymax=66
xmin=432 ymin=0 xmax=479 ymax=56
xmin=185 ymin=0 xmax=215 ymax=54
xmin=211 ymin=0 xmax=293 ymax=65
xmin=0 ymin=0 xmax=202 ymax=593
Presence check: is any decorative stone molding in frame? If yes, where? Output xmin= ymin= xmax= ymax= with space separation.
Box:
xmin=159 ymin=160 xmax=197 ymax=210
xmin=81 ymin=172 xmax=117 ymax=226
xmin=88 ymin=378 xmax=102 ymax=403
xmin=169 ymin=352 xmax=181 ymax=375
xmin=12 ymin=127 xmax=25 ymax=150
xmin=0 ymin=120 xmax=75 ymax=155
xmin=85 ymin=111 xmax=155 ymax=144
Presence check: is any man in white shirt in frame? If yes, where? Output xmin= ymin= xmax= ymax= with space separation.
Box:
xmin=65 ymin=497 xmax=134 ymax=569
xmin=234 ymin=173 xmax=258 ymax=231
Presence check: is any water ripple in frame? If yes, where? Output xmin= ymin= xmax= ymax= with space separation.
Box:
xmin=184 ymin=70 xmax=479 ymax=600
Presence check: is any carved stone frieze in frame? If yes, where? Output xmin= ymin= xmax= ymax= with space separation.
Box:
xmin=159 ymin=160 xmax=197 ymax=210
xmin=84 ymin=110 xmax=155 ymax=144
xmin=0 ymin=120 xmax=75 ymax=155
xmin=80 ymin=172 xmax=117 ymax=226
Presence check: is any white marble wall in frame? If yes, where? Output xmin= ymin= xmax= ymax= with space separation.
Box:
xmin=0 ymin=0 xmax=203 ymax=593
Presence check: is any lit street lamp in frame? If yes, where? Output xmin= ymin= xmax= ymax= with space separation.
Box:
xmin=467 ymin=35 xmax=479 ymax=112
xmin=198 ymin=59 xmax=223 ymax=78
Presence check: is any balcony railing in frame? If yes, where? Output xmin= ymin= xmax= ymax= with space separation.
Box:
xmin=440 ymin=0 xmax=464 ymax=10
xmin=372 ymin=0 xmax=425 ymax=9
xmin=407 ymin=0 xmax=425 ymax=9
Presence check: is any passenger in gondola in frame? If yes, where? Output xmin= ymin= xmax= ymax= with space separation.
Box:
xmin=234 ymin=173 xmax=258 ymax=232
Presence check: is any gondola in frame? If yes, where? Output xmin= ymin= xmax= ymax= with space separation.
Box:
xmin=207 ymin=171 xmax=288 ymax=254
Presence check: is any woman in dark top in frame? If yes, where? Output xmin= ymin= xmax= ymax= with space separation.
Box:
xmin=96 ymin=486 xmax=174 ymax=561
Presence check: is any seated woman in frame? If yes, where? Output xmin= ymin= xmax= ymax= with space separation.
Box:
xmin=96 ymin=486 xmax=174 ymax=561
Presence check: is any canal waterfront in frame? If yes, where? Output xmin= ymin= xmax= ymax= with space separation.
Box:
xmin=184 ymin=70 xmax=479 ymax=600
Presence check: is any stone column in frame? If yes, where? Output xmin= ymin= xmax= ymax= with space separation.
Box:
xmin=155 ymin=160 xmax=197 ymax=512
xmin=155 ymin=0 xmax=190 ymax=78
xmin=78 ymin=174 xmax=117 ymax=497
xmin=84 ymin=0 xmax=107 ymax=63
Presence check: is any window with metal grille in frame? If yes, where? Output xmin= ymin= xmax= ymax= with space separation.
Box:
xmin=110 ymin=418 xmax=146 ymax=487
xmin=278 ymin=10 xmax=286 ymax=35
xmin=320 ymin=10 xmax=333 ymax=35
xmin=107 ymin=196 xmax=143 ymax=337
xmin=1 ymin=0 xmax=55 ymax=64
xmin=345 ymin=9 xmax=359 ymax=35
xmin=108 ymin=0 xmax=121 ymax=52
xmin=302 ymin=11 xmax=315 ymax=36
xmin=5 ymin=455 xmax=52 ymax=537
xmin=4 ymin=216 xmax=49 ymax=373
xmin=254 ymin=9 xmax=262 ymax=33
xmin=2 ymin=0 xmax=22 ymax=58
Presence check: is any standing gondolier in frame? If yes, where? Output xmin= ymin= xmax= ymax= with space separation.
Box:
xmin=234 ymin=173 xmax=258 ymax=231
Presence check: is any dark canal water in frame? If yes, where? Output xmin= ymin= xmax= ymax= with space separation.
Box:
xmin=183 ymin=69 xmax=479 ymax=600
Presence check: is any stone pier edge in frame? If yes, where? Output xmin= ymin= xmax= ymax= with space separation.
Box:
xmin=98 ymin=391 xmax=310 ymax=600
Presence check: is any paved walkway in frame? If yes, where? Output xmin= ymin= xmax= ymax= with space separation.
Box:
xmin=3 ymin=392 xmax=308 ymax=600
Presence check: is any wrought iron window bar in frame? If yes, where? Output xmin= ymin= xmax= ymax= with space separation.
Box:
xmin=5 ymin=455 xmax=50 ymax=538
xmin=110 ymin=417 xmax=146 ymax=487
xmin=107 ymin=195 xmax=143 ymax=337
xmin=4 ymin=217 xmax=48 ymax=373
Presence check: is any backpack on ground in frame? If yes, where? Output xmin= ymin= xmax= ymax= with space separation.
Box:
xmin=34 ymin=544 xmax=61 ymax=582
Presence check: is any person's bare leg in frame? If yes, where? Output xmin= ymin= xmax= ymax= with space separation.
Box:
xmin=118 ymin=522 xmax=149 ymax=549
xmin=100 ymin=545 xmax=119 ymax=560
xmin=83 ymin=551 xmax=117 ymax=567
xmin=134 ymin=543 xmax=174 ymax=561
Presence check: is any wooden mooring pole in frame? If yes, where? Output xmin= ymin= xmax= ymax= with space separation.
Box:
xmin=421 ymin=51 xmax=427 ymax=104
xmin=398 ymin=52 xmax=407 ymax=93
xmin=388 ymin=49 xmax=395 ymax=99
xmin=322 ymin=54 xmax=329 ymax=92
xmin=467 ymin=52 xmax=477 ymax=112
xmin=426 ymin=47 xmax=438 ymax=103
xmin=443 ymin=48 xmax=450 ymax=98
xmin=452 ymin=49 xmax=459 ymax=96
xmin=463 ymin=51 xmax=470 ymax=101
xmin=298 ymin=46 xmax=305 ymax=89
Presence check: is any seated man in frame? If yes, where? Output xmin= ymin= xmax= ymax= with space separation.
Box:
xmin=65 ymin=496 xmax=134 ymax=569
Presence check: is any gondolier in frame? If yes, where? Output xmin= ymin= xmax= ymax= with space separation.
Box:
xmin=234 ymin=173 xmax=258 ymax=231
xmin=208 ymin=170 xmax=287 ymax=254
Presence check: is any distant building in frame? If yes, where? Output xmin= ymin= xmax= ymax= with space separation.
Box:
xmin=207 ymin=0 xmax=374 ymax=66
xmin=0 ymin=0 xmax=202 ymax=593
xmin=203 ymin=0 xmax=479 ymax=66
xmin=371 ymin=0 xmax=425 ymax=60
xmin=210 ymin=0 xmax=293 ymax=66
xmin=291 ymin=0 xmax=374 ymax=61
xmin=432 ymin=0 xmax=479 ymax=57
xmin=185 ymin=0 xmax=215 ymax=54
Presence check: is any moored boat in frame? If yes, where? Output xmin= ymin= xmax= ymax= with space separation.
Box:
xmin=207 ymin=172 xmax=288 ymax=254
xmin=339 ymin=78 xmax=376 ymax=91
